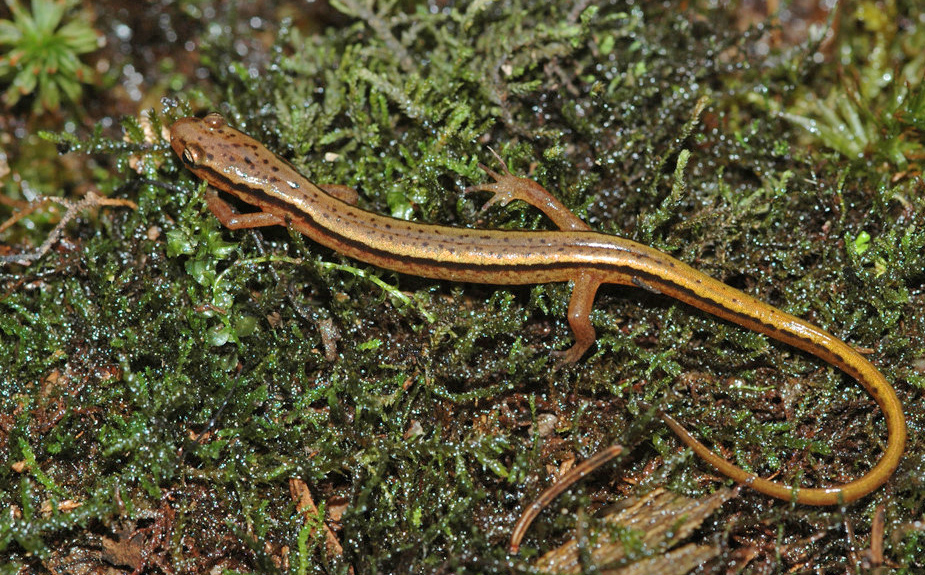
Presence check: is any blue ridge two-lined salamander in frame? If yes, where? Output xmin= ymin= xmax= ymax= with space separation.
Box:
xmin=170 ymin=112 xmax=905 ymax=505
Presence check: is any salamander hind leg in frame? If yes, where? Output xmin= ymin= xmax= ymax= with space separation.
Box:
xmin=465 ymin=159 xmax=589 ymax=232
xmin=552 ymin=272 xmax=604 ymax=366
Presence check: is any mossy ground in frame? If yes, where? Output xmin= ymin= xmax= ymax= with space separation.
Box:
xmin=1 ymin=1 xmax=924 ymax=573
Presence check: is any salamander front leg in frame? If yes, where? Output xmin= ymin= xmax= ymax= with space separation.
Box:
xmin=466 ymin=159 xmax=589 ymax=232
xmin=554 ymin=272 xmax=604 ymax=365
xmin=318 ymin=184 xmax=359 ymax=206
xmin=207 ymin=181 xmax=366 ymax=229
xmin=206 ymin=191 xmax=286 ymax=229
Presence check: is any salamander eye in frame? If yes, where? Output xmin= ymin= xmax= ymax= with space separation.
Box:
xmin=181 ymin=143 xmax=206 ymax=167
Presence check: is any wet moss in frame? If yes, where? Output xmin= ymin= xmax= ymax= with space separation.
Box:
xmin=2 ymin=0 xmax=924 ymax=573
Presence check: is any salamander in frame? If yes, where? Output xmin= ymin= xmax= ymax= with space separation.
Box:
xmin=169 ymin=112 xmax=906 ymax=505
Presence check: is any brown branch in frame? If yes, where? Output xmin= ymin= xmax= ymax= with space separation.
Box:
xmin=0 ymin=190 xmax=136 ymax=265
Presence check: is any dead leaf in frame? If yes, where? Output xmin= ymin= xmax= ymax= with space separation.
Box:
xmin=534 ymin=488 xmax=734 ymax=574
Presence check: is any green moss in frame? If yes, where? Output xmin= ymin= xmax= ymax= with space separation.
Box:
xmin=2 ymin=0 xmax=924 ymax=573
xmin=780 ymin=1 xmax=925 ymax=170
xmin=0 ymin=0 xmax=102 ymax=112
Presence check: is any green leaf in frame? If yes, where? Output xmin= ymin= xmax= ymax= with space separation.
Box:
xmin=30 ymin=0 xmax=67 ymax=34
xmin=58 ymin=19 xmax=100 ymax=54
xmin=0 ymin=20 xmax=24 ymax=45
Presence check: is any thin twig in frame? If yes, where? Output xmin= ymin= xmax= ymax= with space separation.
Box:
xmin=0 ymin=190 xmax=136 ymax=265
xmin=509 ymin=444 xmax=624 ymax=553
